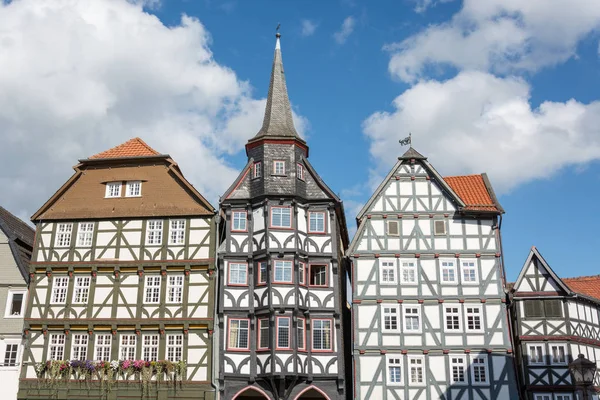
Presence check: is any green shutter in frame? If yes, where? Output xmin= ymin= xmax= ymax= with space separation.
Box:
xmin=544 ymin=299 xmax=563 ymax=318
xmin=524 ymin=300 xmax=544 ymax=318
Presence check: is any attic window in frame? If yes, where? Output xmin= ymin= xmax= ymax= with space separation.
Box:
xmin=126 ymin=181 xmax=142 ymax=197
xmin=297 ymin=164 xmax=305 ymax=180
xmin=434 ymin=220 xmax=446 ymax=235
xmin=252 ymin=162 xmax=262 ymax=179
xmin=105 ymin=182 xmax=121 ymax=198
xmin=387 ymin=220 xmax=399 ymax=236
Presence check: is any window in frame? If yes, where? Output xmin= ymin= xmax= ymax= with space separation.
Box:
xmin=144 ymin=276 xmax=161 ymax=303
xmin=387 ymin=220 xmax=399 ymax=236
xmin=73 ymin=276 xmax=91 ymax=304
xmin=409 ymin=357 xmax=424 ymax=385
xmin=434 ymin=220 xmax=446 ymax=235
xmin=56 ymin=223 xmax=72 ymax=247
xmin=232 ymin=211 xmax=247 ymax=232
xmin=258 ymin=262 xmax=267 ymax=285
xmin=77 ymin=222 xmax=94 ymax=247
xmin=451 ymin=356 xmax=466 ymax=383
xmin=142 ymin=335 xmax=159 ymax=361
xmin=310 ymin=264 xmax=327 ymax=287
xmin=229 ymin=263 xmax=248 ymax=285
xmin=401 ymin=261 xmax=417 ymax=284
xmin=550 ymin=344 xmax=567 ymax=364
xmin=555 ymin=395 xmax=573 ymax=400
xmin=544 ymin=300 xmax=563 ymax=318
xmin=524 ymin=300 xmax=544 ymax=318
xmin=528 ymin=344 xmax=545 ymax=365
xmin=167 ymin=275 xmax=184 ymax=303
xmin=49 ymin=334 xmax=65 ymax=360
xmin=71 ymin=334 xmax=88 ymax=361
xmin=387 ymin=356 xmax=402 ymax=385
xmin=271 ymin=207 xmax=292 ymax=228
xmin=297 ymin=163 xmax=305 ymax=180
xmin=309 ymin=211 xmax=326 ymax=233
xmin=534 ymin=395 xmax=552 ymax=400
xmin=228 ymin=319 xmax=250 ymax=349
xmin=273 ymin=160 xmax=285 ymax=175
xmin=382 ymin=305 xmax=399 ymax=331
xmin=298 ymin=318 xmax=306 ymax=350
xmin=441 ymin=260 xmax=457 ymax=283
xmin=258 ymin=319 xmax=269 ymax=350
xmin=146 ymin=220 xmax=163 ymax=245
xmin=166 ymin=334 xmax=183 ymax=362
xmin=5 ymin=290 xmax=25 ymax=317
xmin=471 ymin=356 xmax=488 ymax=384
xmin=445 ymin=306 xmax=461 ymax=331
xmin=105 ymin=182 xmax=121 ymax=198
xmin=277 ymin=317 xmax=290 ymax=349
xmin=461 ymin=260 xmax=478 ymax=283
xmin=94 ymin=335 xmax=111 ymax=361
xmin=404 ymin=306 xmax=421 ymax=332
xmin=51 ymin=277 xmax=69 ymax=304
xmin=252 ymin=162 xmax=262 ymax=179
xmin=120 ymin=335 xmax=136 ymax=360
xmin=299 ymin=262 xmax=306 ymax=285
xmin=169 ymin=219 xmax=185 ymax=244
xmin=3 ymin=343 xmax=18 ymax=366
xmin=466 ymin=307 xmax=482 ymax=331
xmin=312 ymin=319 xmax=332 ymax=351
xmin=274 ymin=260 xmax=293 ymax=283
xmin=524 ymin=300 xmax=563 ymax=318
xmin=381 ymin=261 xmax=396 ymax=284
xmin=126 ymin=181 xmax=141 ymax=197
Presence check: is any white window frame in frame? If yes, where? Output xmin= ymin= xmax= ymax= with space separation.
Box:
xmin=144 ymin=275 xmax=161 ymax=304
xmin=105 ymin=182 xmax=121 ymax=198
xmin=2 ymin=340 xmax=20 ymax=368
xmin=120 ymin=334 xmax=136 ymax=360
xmin=166 ymin=334 xmax=183 ymax=362
xmin=297 ymin=163 xmax=305 ymax=180
xmin=142 ymin=334 xmax=159 ymax=361
xmin=4 ymin=289 xmax=26 ymax=318
xmin=229 ymin=262 xmax=248 ymax=285
xmin=441 ymin=259 xmax=457 ymax=284
xmin=309 ymin=264 xmax=328 ymax=287
xmin=228 ymin=318 xmax=250 ymax=350
xmin=444 ymin=305 xmax=462 ymax=331
xmin=308 ymin=211 xmax=326 ymax=233
xmin=71 ymin=334 xmax=88 ymax=361
xmin=471 ymin=355 xmax=489 ymax=385
xmin=167 ymin=275 xmax=184 ymax=303
xmin=94 ymin=334 xmax=112 ymax=361
xmin=408 ymin=356 xmax=425 ymax=386
xmin=56 ymin=223 xmax=73 ymax=248
xmin=380 ymin=260 xmax=397 ymax=284
xmin=49 ymin=334 xmax=66 ymax=360
xmin=554 ymin=395 xmax=573 ymax=400
xmin=232 ymin=211 xmax=247 ymax=232
xmin=273 ymin=160 xmax=285 ymax=175
xmin=401 ymin=260 xmax=417 ymax=284
xmin=126 ymin=181 xmax=142 ymax=197
xmin=550 ymin=343 xmax=568 ymax=365
xmin=258 ymin=262 xmax=268 ymax=285
xmin=528 ymin=343 xmax=546 ymax=365
xmin=51 ymin=276 xmax=69 ymax=304
xmin=387 ymin=355 xmax=403 ymax=385
xmin=276 ymin=316 xmax=291 ymax=350
xmin=146 ymin=220 xmax=163 ymax=245
xmin=72 ymin=276 xmax=91 ymax=304
xmin=382 ymin=304 xmax=400 ymax=332
xmin=534 ymin=394 xmax=552 ymax=400
xmin=77 ymin=222 xmax=94 ymax=247
xmin=299 ymin=262 xmax=306 ymax=286
xmin=271 ymin=207 xmax=292 ymax=228
xmin=465 ymin=306 xmax=483 ymax=332
xmin=274 ymin=260 xmax=293 ymax=283
xmin=169 ymin=219 xmax=186 ymax=245
xmin=450 ymin=355 xmax=467 ymax=384
xmin=311 ymin=319 xmax=332 ymax=351
xmin=298 ymin=318 xmax=306 ymax=351
xmin=461 ymin=260 xmax=478 ymax=284
xmin=252 ymin=161 xmax=262 ymax=179
xmin=403 ymin=305 xmax=421 ymax=333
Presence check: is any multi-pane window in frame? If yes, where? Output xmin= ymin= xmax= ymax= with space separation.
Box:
xmin=312 ymin=319 xmax=332 ymax=351
xmin=528 ymin=344 xmax=545 ymax=364
xmin=297 ymin=163 xmax=305 ymax=180
xmin=105 ymin=182 xmax=121 ymax=198
xmin=310 ymin=265 xmax=327 ymax=286
xmin=147 ymin=220 xmax=163 ymax=245
xmin=462 ymin=261 xmax=478 ymax=283
xmin=142 ymin=335 xmax=159 ymax=361
xmin=555 ymin=395 xmax=573 ymax=400
xmin=95 ymin=335 xmax=111 ymax=361
xmin=5 ymin=291 xmax=25 ymax=317
xmin=271 ymin=207 xmax=292 ymax=228
xmin=274 ymin=260 xmax=293 ymax=283
xmin=273 ymin=160 xmax=285 ymax=175
xmin=298 ymin=318 xmax=305 ymax=350
xmin=277 ymin=317 xmax=290 ymax=349
xmin=73 ymin=276 xmax=91 ymax=304
xmin=387 ymin=357 xmax=402 ymax=384
xmin=77 ymin=222 xmax=94 ymax=247
xmin=409 ymin=357 xmax=424 ymax=384
xmin=299 ymin=262 xmax=306 ymax=285
xmin=401 ymin=261 xmax=417 ymax=283
xmin=472 ymin=356 xmax=488 ymax=383
xmin=51 ymin=277 xmax=69 ymax=304
xmin=3 ymin=343 xmax=18 ymax=366
xmin=253 ymin=162 xmax=262 ymax=179
xmin=72 ymin=334 xmax=88 ymax=361
xmin=167 ymin=275 xmax=184 ymax=303
xmin=534 ymin=395 xmax=552 ymax=400
xmin=381 ymin=261 xmax=396 ymax=284
xmin=126 ymin=181 xmax=141 ymax=197
xmin=441 ymin=260 xmax=457 ymax=283
xmin=387 ymin=220 xmax=399 ymax=235
xmin=169 ymin=219 xmax=185 ymax=245
xmin=120 ymin=335 xmax=136 ymax=360
xmin=466 ymin=307 xmax=482 ymax=331
xmin=258 ymin=262 xmax=267 ymax=284
xmin=445 ymin=307 xmax=461 ymax=330
xmin=56 ymin=223 xmax=73 ymax=247
xmin=232 ymin=211 xmax=247 ymax=232
xmin=228 ymin=319 xmax=249 ymax=349
xmin=404 ymin=306 xmax=420 ymax=332
xmin=309 ymin=212 xmax=325 ymax=233
xmin=49 ymin=334 xmax=66 ymax=360
xmin=144 ymin=276 xmax=161 ymax=303
xmin=550 ymin=344 xmax=567 ymax=364
xmin=383 ymin=306 xmax=399 ymax=331
xmin=451 ymin=357 xmax=466 ymax=383
xmin=258 ymin=319 xmax=269 ymax=350
xmin=229 ymin=263 xmax=248 ymax=285
xmin=166 ymin=334 xmax=183 ymax=362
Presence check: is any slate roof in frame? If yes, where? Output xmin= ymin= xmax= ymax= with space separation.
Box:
xmin=563 ymin=275 xmax=600 ymax=302
xmin=0 ymin=206 xmax=34 ymax=281
xmin=89 ymin=137 xmax=160 ymax=159
xmin=444 ymin=174 xmax=501 ymax=212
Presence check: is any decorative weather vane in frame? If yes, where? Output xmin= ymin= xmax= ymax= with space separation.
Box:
xmin=399 ymin=132 xmax=412 ymax=147
xmin=276 ymin=23 xmax=281 ymax=37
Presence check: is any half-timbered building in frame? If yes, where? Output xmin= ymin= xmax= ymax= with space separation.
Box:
xmin=18 ymin=138 xmax=217 ymax=400
xmin=510 ymin=247 xmax=600 ymax=400
xmin=217 ymin=33 xmax=350 ymax=400
xmin=348 ymin=147 xmax=519 ymax=399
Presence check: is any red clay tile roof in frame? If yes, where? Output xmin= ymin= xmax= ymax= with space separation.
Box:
xmin=89 ymin=137 xmax=160 ymax=159
xmin=444 ymin=175 xmax=498 ymax=212
xmin=563 ymin=275 xmax=600 ymax=301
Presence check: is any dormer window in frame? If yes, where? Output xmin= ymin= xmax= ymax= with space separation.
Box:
xmin=105 ymin=182 xmax=121 ymax=198
xmin=297 ymin=163 xmax=305 ymax=180
xmin=273 ymin=160 xmax=285 ymax=175
xmin=253 ymin=162 xmax=262 ymax=179
xmin=126 ymin=181 xmax=142 ymax=197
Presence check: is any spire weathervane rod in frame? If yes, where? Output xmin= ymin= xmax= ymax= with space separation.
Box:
xmin=276 ymin=23 xmax=281 ymax=37
xmin=399 ymin=133 xmax=412 ymax=147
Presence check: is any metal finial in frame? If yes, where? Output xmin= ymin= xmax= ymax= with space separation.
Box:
xmin=276 ymin=23 xmax=281 ymax=38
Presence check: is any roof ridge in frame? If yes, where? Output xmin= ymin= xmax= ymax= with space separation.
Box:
xmin=89 ymin=137 xmax=160 ymax=159
xmin=443 ymin=173 xmax=484 ymax=179
xmin=563 ymin=275 xmax=600 ymax=280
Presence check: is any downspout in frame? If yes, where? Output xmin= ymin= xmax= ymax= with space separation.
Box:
xmin=212 ymin=213 xmax=221 ymax=400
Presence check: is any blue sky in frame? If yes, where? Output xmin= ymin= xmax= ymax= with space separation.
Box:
xmin=0 ymin=0 xmax=599 ymax=282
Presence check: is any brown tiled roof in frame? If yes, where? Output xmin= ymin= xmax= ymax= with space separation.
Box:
xmin=89 ymin=137 xmax=160 ymax=159
xmin=0 ymin=206 xmax=34 ymax=245
xmin=444 ymin=175 xmax=498 ymax=212
xmin=563 ymin=275 xmax=600 ymax=301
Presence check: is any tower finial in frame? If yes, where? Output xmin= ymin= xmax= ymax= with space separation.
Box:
xmin=275 ymin=23 xmax=281 ymax=48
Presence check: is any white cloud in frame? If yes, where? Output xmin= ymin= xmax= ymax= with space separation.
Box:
xmin=412 ymin=0 xmax=455 ymax=14
xmin=301 ymin=19 xmax=317 ymax=37
xmin=333 ymin=16 xmax=356 ymax=44
xmin=362 ymin=71 xmax=600 ymax=193
xmin=0 ymin=0 xmax=305 ymax=219
xmin=387 ymin=0 xmax=600 ymax=82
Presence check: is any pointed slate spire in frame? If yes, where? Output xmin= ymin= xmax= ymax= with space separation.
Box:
xmin=249 ymin=30 xmax=304 ymax=143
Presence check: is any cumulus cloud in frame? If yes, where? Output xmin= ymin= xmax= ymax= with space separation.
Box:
xmin=412 ymin=0 xmax=455 ymax=14
xmin=301 ymin=19 xmax=317 ymax=37
xmin=333 ymin=16 xmax=356 ymax=44
xmin=0 ymin=0 xmax=305 ymax=219
xmin=387 ymin=0 xmax=600 ymax=82
xmin=362 ymin=71 xmax=600 ymax=193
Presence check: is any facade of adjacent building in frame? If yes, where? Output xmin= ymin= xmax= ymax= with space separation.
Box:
xmin=0 ymin=207 xmax=34 ymax=400
xmin=347 ymin=147 xmax=519 ymax=399
xmin=17 ymin=138 xmax=218 ymax=400
xmin=510 ymin=247 xmax=600 ymax=400
xmin=217 ymin=33 xmax=350 ymax=400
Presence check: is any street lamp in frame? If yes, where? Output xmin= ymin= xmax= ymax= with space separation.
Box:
xmin=569 ymin=354 xmax=597 ymax=400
